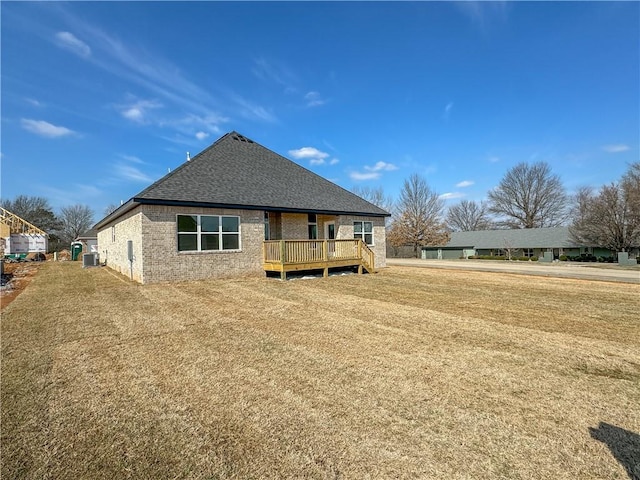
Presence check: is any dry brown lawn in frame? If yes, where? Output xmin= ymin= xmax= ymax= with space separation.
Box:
xmin=2 ymin=261 xmax=639 ymax=479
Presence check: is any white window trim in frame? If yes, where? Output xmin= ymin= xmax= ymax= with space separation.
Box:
xmin=176 ymin=214 xmax=241 ymax=252
xmin=353 ymin=220 xmax=374 ymax=246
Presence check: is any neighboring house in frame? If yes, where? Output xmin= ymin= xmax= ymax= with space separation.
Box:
xmin=1 ymin=207 xmax=48 ymax=258
xmin=421 ymin=227 xmax=618 ymax=260
xmin=95 ymin=132 xmax=390 ymax=283
xmin=74 ymin=228 xmax=98 ymax=254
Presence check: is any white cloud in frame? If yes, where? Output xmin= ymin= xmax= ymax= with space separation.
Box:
xmin=54 ymin=31 xmax=91 ymax=58
xmin=25 ymin=98 xmax=43 ymax=107
xmin=305 ymin=91 xmax=326 ymax=107
xmin=288 ymin=147 xmax=330 ymax=161
xmin=49 ymin=12 xmax=241 ymax=130
xmin=115 ymin=164 xmax=152 ymax=183
xmin=288 ymin=146 xmax=338 ymax=167
xmin=195 ymin=131 xmax=209 ymax=140
xmin=118 ymin=98 xmax=162 ymax=124
xmin=252 ymin=57 xmax=297 ymax=91
xmin=456 ymin=1 xmax=509 ymax=30
xmin=350 ymin=171 xmax=381 ymax=181
xmin=230 ymin=94 xmax=277 ymax=123
xmin=21 ymin=119 xmax=75 ymax=138
xmin=365 ymin=161 xmax=398 ymax=172
xmin=488 ymin=156 xmax=500 ymax=163
xmin=456 ymin=180 xmax=474 ymax=188
xmin=443 ymin=102 xmax=453 ymax=120
xmin=439 ymin=192 xmax=466 ymax=200
xmin=119 ymin=154 xmax=144 ymax=164
xmin=350 ymin=160 xmax=398 ymax=181
xmin=602 ymin=144 xmax=630 ymax=153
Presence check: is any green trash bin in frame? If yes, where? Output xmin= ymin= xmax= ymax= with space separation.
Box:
xmin=71 ymin=242 xmax=83 ymax=261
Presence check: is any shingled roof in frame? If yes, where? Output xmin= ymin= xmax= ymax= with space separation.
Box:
xmin=443 ymin=227 xmax=577 ymax=249
xmin=97 ymin=132 xmax=389 ymax=228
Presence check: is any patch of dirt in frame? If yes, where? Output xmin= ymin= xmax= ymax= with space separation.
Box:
xmin=1 ymin=261 xmax=42 ymax=311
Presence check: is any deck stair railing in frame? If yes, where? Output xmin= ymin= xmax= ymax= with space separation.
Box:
xmin=263 ymin=239 xmax=375 ymax=279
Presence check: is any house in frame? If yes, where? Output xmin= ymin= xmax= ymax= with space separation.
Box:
xmin=421 ymin=227 xmax=616 ymax=260
xmin=1 ymin=207 xmax=48 ymax=259
xmin=94 ymin=132 xmax=390 ymax=283
xmin=73 ymin=228 xmax=98 ymax=254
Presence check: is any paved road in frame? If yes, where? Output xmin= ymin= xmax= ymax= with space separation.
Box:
xmin=386 ymin=258 xmax=640 ymax=284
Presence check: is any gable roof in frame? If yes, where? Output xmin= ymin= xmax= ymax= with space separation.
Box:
xmin=441 ymin=227 xmax=577 ymax=249
xmin=96 ymin=132 xmax=389 ymax=228
xmin=75 ymin=228 xmax=97 ymax=241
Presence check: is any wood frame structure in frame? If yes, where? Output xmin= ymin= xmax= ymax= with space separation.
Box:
xmin=263 ymin=239 xmax=375 ymax=280
xmin=0 ymin=207 xmax=47 ymax=235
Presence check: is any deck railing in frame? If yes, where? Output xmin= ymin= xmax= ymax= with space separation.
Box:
xmin=263 ymin=239 xmax=374 ymax=277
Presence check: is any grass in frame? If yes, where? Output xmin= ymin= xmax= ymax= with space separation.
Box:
xmin=2 ymin=261 xmax=639 ymax=479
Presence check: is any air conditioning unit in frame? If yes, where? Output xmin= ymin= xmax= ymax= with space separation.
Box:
xmin=82 ymin=253 xmax=98 ymax=268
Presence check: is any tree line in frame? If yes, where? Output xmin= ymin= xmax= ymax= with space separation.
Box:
xmin=354 ymin=161 xmax=640 ymax=257
xmin=1 ymin=196 xmax=94 ymax=252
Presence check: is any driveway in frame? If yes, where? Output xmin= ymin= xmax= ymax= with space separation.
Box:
xmin=386 ymin=258 xmax=640 ymax=284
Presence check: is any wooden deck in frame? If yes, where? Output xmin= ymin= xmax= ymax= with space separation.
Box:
xmin=263 ymin=239 xmax=375 ymax=280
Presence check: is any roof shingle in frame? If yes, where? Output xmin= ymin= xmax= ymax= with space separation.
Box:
xmin=443 ymin=227 xmax=577 ymax=249
xmin=133 ymin=132 xmax=389 ymax=217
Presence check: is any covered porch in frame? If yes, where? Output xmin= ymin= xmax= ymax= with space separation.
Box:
xmin=263 ymin=239 xmax=375 ymax=280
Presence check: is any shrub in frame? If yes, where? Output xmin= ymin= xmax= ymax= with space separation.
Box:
xmin=470 ymin=255 xmax=507 ymax=261
xmin=559 ymin=255 xmax=568 ymax=261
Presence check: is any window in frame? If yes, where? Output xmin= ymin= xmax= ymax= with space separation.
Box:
xmin=354 ymin=221 xmax=373 ymax=245
xmin=308 ymin=213 xmax=317 ymax=240
xmin=177 ymin=214 xmax=240 ymax=252
xmin=264 ymin=212 xmax=270 ymax=240
xmin=524 ymin=248 xmax=534 ymax=257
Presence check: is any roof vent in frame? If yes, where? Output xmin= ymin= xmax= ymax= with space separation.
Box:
xmin=232 ymin=134 xmax=251 ymax=143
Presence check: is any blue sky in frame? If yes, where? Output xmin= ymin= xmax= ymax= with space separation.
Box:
xmin=2 ymin=1 xmax=638 ymax=220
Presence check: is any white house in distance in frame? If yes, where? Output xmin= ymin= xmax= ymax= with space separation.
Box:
xmin=1 ymin=207 xmax=48 ymax=258
xmin=94 ymin=132 xmax=390 ymax=283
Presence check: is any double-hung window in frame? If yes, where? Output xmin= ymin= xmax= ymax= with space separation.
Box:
xmin=308 ymin=213 xmax=318 ymax=240
xmin=177 ymin=214 xmax=240 ymax=252
xmin=353 ymin=221 xmax=373 ymax=246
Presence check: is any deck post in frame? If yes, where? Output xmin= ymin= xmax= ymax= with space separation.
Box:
xmin=279 ymin=240 xmax=286 ymax=264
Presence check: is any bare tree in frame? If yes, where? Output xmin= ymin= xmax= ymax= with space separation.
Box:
xmin=502 ymin=238 xmax=520 ymax=261
xmin=59 ymin=204 xmax=94 ymax=245
xmin=0 ymin=195 xmax=60 ymax=232
xmin=570 ymin=163 xmax=640 ymax=252
xmin=446 ymin=200 xmax=493 ymax=231
xmin=103 ymin=203 xmax=119 ymax=217
xmin=488 ymin=162 xmax=567 ymax=228
xmin=351 ymin=186 xmax=395 ymax=215
xmin=391 ymin=174 xmax=449 ymax=257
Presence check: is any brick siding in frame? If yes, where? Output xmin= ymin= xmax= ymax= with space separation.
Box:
xmin=98 ymin=206 xmax=387 ymax=283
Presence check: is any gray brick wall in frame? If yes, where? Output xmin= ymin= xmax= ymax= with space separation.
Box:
xmin=97 ymin=207 xmax=144 ymax=282
xmin=98 ymin=205 xmax=387 ymax=283
xmin=140 ymin=205 xmax=264 ymax=284
xmin=336 ymin=215 xmax=387 ymax=268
